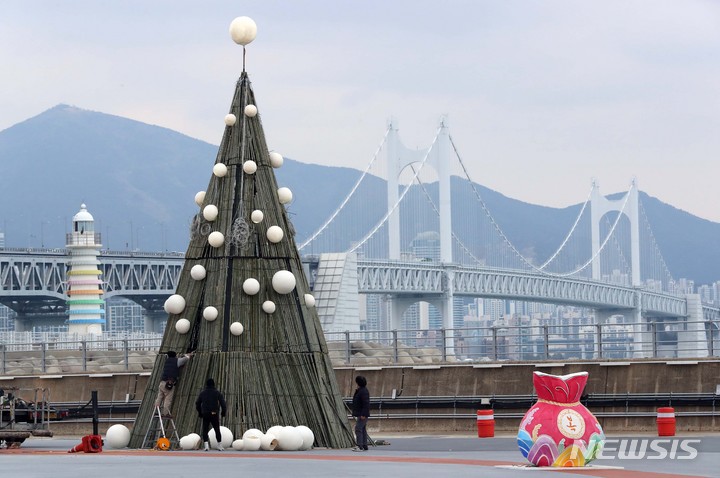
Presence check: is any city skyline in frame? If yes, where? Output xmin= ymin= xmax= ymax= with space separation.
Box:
xmin=2 ymin=1 xmax=719 ymax=222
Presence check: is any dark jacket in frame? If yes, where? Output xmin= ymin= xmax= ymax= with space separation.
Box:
xmin=161 ymin=357 xmax=179 ymax=382
xmin=352 ymin=386 xmax=370 ymax=418
xmin=195 ymin=385 xmax=227 ymax=416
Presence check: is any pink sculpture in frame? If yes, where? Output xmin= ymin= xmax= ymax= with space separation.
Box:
xmin=517 ymin=371 xmax=605 ymax=466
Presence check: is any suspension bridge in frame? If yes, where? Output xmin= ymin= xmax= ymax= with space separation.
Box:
xmin=1 ymin=118 xmax=718 ymax=356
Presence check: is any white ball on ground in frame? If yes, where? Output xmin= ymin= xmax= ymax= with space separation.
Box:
xmin=164 ymin=294 xmax=186 ymax=314
xmin=180 ymin=434 xmax=202 ymax=450
xmin=208 ymin=426 xmax=234 ymax=449
xmin=266 ymin=425 xmax=284 ymax=437
xmin=296 ymin=426 xmax=315 ymax=450
xmin=277 ymin=426 xmax=304 ymax=451
xmin=105 ymin=424 xmax=130 ymax=449
xmin=242 ymin=428 xmax=263 ymax=440
xmin=243 ymin=435 xmax=261 ymax=451
xmin=260 ymin=433 xmax=278 ymax=450
xmin=231 ymin=439 xmax=245 ymax=450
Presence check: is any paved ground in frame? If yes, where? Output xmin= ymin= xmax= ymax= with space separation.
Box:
xmin=2 ymin=434 xmax=716 ymax=477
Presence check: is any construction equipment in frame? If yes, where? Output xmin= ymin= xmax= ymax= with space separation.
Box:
xmin=141 ymin=406 xmax=180 ymax=450
xmin=1 ymin=387 xmax=54 ymax=449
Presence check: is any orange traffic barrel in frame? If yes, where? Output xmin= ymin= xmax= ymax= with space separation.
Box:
xmin=477 ymin=409 xmax=495 ymax=438
xmin=657 ymin=407 xmax=676 ymax=436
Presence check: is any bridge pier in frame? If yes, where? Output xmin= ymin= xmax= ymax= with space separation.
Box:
xmin=678 ymin=294 xmax=708 ymax=358
xmin=143 ymin=309 xmax=168 ymax=333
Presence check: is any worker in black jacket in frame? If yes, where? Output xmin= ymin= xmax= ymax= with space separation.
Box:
xmin=351 ymin=375 xmax=370 ymax=451
xmin=195 ymin=378 xmax=227 ymax=451
xmin=154 ymin=350 xmax=193 ymax=418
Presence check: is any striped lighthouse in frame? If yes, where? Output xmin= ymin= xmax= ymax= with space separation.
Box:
xmin=66 ymin=204 xmax=105 ymax=335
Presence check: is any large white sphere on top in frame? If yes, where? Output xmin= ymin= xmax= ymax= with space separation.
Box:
xmin=105 ymin=424 xmax=131 ymax=449
xmin=267 ymin=425 xmax=284 ymax=437
xmin=175 ymin=318 xmax=191 ymax=334
xmin=208 ymin=231 xmax=225 ymax=247
xmin=250 ymin=210 xmax=264 ymax=224
xmin=304 ymin=294 xmax=316 ymax=307
xmin=243 ymin=435 xmax=261 ymax=451
xmin=266 ymin=225 xmax=284 ymax=243
xmin=296 ymin=426 xmax=315 ymax=450
xmin=208 ymin=426 xmax=234 ymax=449
xmin=244 ymin=104 xmax=258 ymax=117
xmin=242 ymin=429 xmax=263 ymax=440
xmin=229 ymin=16 xmax=257 ymax=46
xmin=180 ymin=433 xmax=202 ymax=450
xmin=224 ymin=114 xmax=237 ymax=126
xmin=231 ymin=439 xmax=245 ymax=450
xmin=262 ymin=300 xmax=276 ymax=314
xmin=164 ymin=294 xmax=186 ymax=314
xmin=272 ymin=270 xmax=296 ymax=294
xmin=243 ymin=278 xmax=260 ymax=295
xmin=203 ymin=204 xmax=219 ymax=221
xmin=194 ymin=191 xmax=206 ymax=207
xmin=260 ymin=433 xmax=278 ymax=451
xmin=243 ymin=160 xmax=257 ymax=174
xmin=213 ymin=163 xmax=228 ymax=177
xmin=203 ymin=306 xmax=218 ymax=321
xmin=230 ymin=322 xmax=244 ymax=336
xmin=277 ymin=187 xmax=293 ymax=204
xmin=190 ymin=264 xmax=207 ymax=280
xmin=277 ymin=426 xmax=304 ymax=451
xmin=269 ymin=151 xmax=284 ymax=168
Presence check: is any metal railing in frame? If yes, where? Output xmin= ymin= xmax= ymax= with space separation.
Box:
xmin=0 ymin=320 xmax=718 ymax=375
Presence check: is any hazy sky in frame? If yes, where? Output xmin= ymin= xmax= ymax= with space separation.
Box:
xmin=3 ymin=1 xmax=719 ymax=222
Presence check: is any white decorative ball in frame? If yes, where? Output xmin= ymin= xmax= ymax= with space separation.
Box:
xmin=231 ymin=439 xmax=245 ymax=451
xmin=175 ymin=318 xmax=191 ymax=334
xmin=272 ymin=270 xmax=296 ymax=294
xmin=277 ymin=187 xmax=293 ymax=204
xmin=242 ymin=429 xmax=263 ymax=440
xmin=203 ymin=306 xmax=218 ymax=321
xmin=244 ymin=105 xmax=258 ymax=117
xmin=243 ymin=435 xmax=261 ymax=451
xmin=304 ymin=294 xmax=316 ymax=307
xmin=266 ymin=225 xmax=284 ymax=243
xmin=260 ymin=433 xmax=278 ymax=451
xmin=242 ymin=278 xmax=260 ymax=295
xmin=213 ymin=163 xmax=228 ymax=177
xmin=194 ymin=191 xmax=206 ymax=207
xmin=250 ymin=210 xmax=264 ymax=224
xmin=180 ymin=434 xmax=202 ymax=450
xmin=208 ymin=231 xmax=225 ymax=248
xmin=224 ymin=114 xmax=237 ymax=126
xmin=269 ymin=151 xmax=284 ymax=168
xmin=164 ymin=294 xmax=186 ymax=314
xmin=277 ymin=426 xmax=304 ymax=451
xmin=230 ymin=322 xmax=244 ymax=336
xmin=262 ymin=300 xmax=276 ymax=314
xmin=229 ymin=16 xmax=257 ymax=46
xmin=203 ymin=204 xmax=219 ymax=221
xmin=296 ymin=426 xmax=315 ymax=450
xmin=208 ymin=426 xmax=234 ymax=449
xmin=105 ymin=424 xmax=131 ymax=449
xmin=190 ymin=264 xmax=207 ymax=280
xmin=243 ymin=160 xmax=257 ymax=174
xmin=267 ymin=425 xmax=284 ymax=437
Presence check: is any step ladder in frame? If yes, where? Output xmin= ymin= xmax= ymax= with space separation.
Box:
xmin=141 ymin=406 xmax=181 ymax=450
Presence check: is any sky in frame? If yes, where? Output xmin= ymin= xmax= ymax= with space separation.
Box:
xmin=2 ymin=1 xmax=719 ymax=222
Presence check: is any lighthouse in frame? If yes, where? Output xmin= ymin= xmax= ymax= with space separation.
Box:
xmin=66 ymin=204 xmax=105 ymax=335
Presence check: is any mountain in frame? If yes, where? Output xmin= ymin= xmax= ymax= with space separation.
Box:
xmin=1 ymin=105 xmax=719 ymax=285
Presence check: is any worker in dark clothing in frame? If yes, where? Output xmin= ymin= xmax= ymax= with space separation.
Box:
xmin=154 ymin=350 xmax=193 ymax=418
xmin=195 ymin=378 xmax=227 ymax=451
xmin=351 ymin=375 xmax=370 ymax=451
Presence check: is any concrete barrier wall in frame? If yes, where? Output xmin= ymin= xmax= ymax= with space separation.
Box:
xmin=3 ymin=359 xmax=719 ymax=434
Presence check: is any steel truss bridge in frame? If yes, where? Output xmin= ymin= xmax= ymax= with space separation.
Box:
xmin=2 ymin=249 xmax=718 ymax=327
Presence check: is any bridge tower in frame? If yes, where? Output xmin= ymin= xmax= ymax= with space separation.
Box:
xmin=385 ymin=118 xmax=457 ymax=353
xmin=590 ymin=179 xmax=640 ymax=286
xmin=66 ymin=204 xmax=105 ymax=334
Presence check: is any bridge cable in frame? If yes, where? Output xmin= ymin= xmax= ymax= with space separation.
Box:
xmin=298 ymin=125 xmax=391 ymax=251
